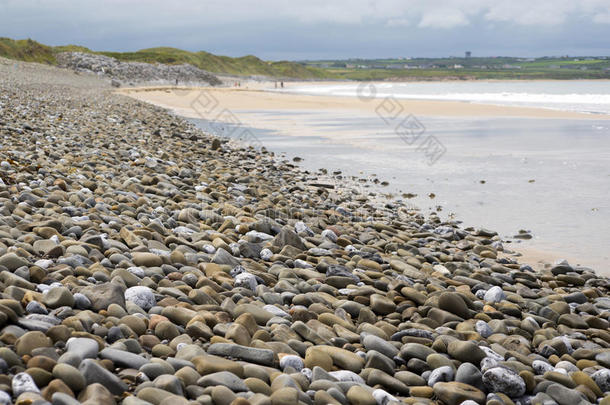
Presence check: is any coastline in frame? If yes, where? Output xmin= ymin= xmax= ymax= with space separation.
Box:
xmin=122 ymin=86 xmax=610 ymax=272
xmin=3 ymin=59 xmax=610 ymax=404
xmin=119 ymin=86 xmax=610 ymax=120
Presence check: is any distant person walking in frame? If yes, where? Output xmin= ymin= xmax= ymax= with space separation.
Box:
xmin=280 ymin=81 xmax=284 ymax=88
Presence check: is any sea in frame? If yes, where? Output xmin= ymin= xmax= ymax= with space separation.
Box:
xmin=190 ymin=80 xmax=610 ymax=274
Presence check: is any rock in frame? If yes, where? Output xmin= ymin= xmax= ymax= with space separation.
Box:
xmin=16 ymin=331 xmax=53 ymax=356
xmin=273 ymin=229 xmax=306 ymax=251
xmin=484 ymin=286 xmax=505 ymax=303
xmin=197 ymin=371 xmax=247 ymax=392
xmin=0 ymin=252 xmax=28 ymax=270
xmin=212 ymin=248 xmax=240 ymax=266
xmin=428 ymin=366 xmax=455 ymax=386
xmin=43 ymin=287 xmax=75 ymax=308
xmin=482 ymin=367 xmax=526 ymax=398
xmin=42 ymin=379 xmax=74 ymax=401
xmin=370 ymin=294 xmax=396 ymax=315
xmin=546 ymin=383 xmax=588 ymax=405
xmin=596 ymin=352 xmax=610 ymax=368
xmin=401 ymin=343 xmax=436 ymax=361
xmin=100 ymin=348 xmax=148 ymax=369
xmin=77 ymin=283 xmax=125 ymax=311
xmin=66 ymin=338 xmax=99 ymax=359
xmin=79 ymin=359 xmax=128 ymax=395
xmin=455 ymin=362 xmax=484 ymax=391
xmin=234 ymin=272 xmax=258 ymax=290
xmin=73 ymin=293 xmax=91 ymax=310
xmin=330 ymin=370 xmax=366 ymax=384
xmin=558 ymin=313 xmax=588 ymax=329
xmin=12 ymin=372 xmax=40 ymax=396
xmin=125 ymin=286 xmax=156 ymax=310
xmin=52 ymin=363 xmax=86 ymax=393
xmin=362 ymin=334 xmax=398 ymax=359
xmin=314 ymin=346 xmax=365 ymax=373
xmin=372 ymin=389 xmax=398 ymax=405
xmin=132 ymin=252 xmax=163 ymax=267
xmin=270 ymin=387 xmax=298 ymax=405
xmin=438 ymin=292 xmax=470 ymax=319
xmin=447 ymin=340 xmax=486 ymax=364
xmin=346 ymin=385 xmax=376 ymax=405
xmin=592 ymin=369 xmax=610 ymax=392
xmin=208 ymin=343 xmax=275 ymax=366
xmin=153 ymin=374 xmax=183 ymax=396
xmin=475 ymin=320 xmax=492 ymax=338
xmin=58 ymin=52 xmax=221 ymax=86
xmin=279 ymin=355 xmax=304 ymax=371
xmin=305 ymin=347 xmax=333 ymax=371
xmin=78 ymin=383 xmax=116 ymax=405
xmin=532 ymin=360 xmax=554 ymax=375
xmin=51 ymin=392 xmax=82 ymax=405
xmin=433 ymin=382 xmax=486 ymax=405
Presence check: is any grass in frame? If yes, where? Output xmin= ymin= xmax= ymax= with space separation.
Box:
xmin=1 ymin=37 xmax=610 ymax=81
xmin=0 ymin=37 xmax=55 ymax=64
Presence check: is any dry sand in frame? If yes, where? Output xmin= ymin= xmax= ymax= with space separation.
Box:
xmin=120 ymin=85 xmax=610 ymax=120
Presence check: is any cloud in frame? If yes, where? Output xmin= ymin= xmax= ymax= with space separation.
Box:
xmin=1 ymin=0 xmax=610 ymax=58
xmin=593 ymin=13 xmax=610 ymax=24
xmin=419 ymin=9 xmax=469 ymax=29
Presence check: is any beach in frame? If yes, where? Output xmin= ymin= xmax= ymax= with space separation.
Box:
xmin=121 ymin=86 xmax=608 ymax=121
xmin=1 ymin=58 xmax=610 ymax=405
xmin=123 ymin=86 xmax=610 ymax=273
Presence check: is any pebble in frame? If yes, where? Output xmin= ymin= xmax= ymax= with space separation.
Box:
xmin=66 ymin=337 xmax=99 ymax=359
xmin=0 ymin=59 xmax=608 ymax=405
xmin=125 ymin=286 xmax=156 ymax=310
xmin=12 ymin=372 xmax=40 ymax=396
xmin=482 ymin=367 xmax=526 ymax=398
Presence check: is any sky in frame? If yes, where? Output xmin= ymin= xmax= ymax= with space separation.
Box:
xmin=2 ymin=0 xmax=610 ymax=60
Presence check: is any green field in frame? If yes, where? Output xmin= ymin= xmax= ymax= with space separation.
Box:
xmin=2 ymin=37 xmax=610 ymax=80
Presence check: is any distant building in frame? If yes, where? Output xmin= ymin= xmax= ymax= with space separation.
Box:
xmin=465 ymin=51 xmax=471 ymax=58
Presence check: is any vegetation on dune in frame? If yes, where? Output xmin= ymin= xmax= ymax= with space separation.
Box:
xmin=0 ymin=38 xmax=56 ymax=64
xmin=1 ymin=37 xmax=610 ymax=80
xmin=0 ymin=39 xmax=326 ymax=79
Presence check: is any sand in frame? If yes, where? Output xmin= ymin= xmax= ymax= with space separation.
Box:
xmin=120 ymin=85 xmax=607 ymax=272
xmin=119 ymin=85 xmax=610 ymax=121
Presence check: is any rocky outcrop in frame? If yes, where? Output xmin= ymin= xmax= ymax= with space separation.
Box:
xmin=56 ymin=51 xmax=221 ymax=86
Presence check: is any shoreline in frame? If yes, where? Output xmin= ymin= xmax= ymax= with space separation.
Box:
xmin=122 ymin=86 xmax=609 ymax=271
xmin=119 ymin=86 xmax=610 ymax=120
xmin=3 ymin=59 xmax=609 ymax=404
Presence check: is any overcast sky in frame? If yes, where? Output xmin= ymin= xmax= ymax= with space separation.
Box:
xmin=2 ymin=0 xmax=610 ymax=60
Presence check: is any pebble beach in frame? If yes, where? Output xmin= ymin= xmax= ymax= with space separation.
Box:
xmin=0 ymin=57 xmax=609 ymax=405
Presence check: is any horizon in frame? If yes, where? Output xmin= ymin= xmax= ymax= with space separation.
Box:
xmin=7 ymin=37 xmax=610 ymax=62
xmin=2 ymin=0 xmax=610 ymax=60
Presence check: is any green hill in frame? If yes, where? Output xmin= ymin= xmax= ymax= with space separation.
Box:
xmin=0 ymin=38 xmax=56 ymax=64
xmin=3 ymin=37 xmax=609 ymax=81
xmin=0 ymin=38 xmax=327 ymax=79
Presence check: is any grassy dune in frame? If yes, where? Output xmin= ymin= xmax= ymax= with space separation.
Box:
xmin=1 ymin=38 xmax=326 ymax=79
xmin=2 ymin=37 xmax=609 ymax=80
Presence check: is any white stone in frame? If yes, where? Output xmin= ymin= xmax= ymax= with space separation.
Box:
xmin=321 ymin=229 xmax=338 ymax=242
xmin=484 ymin=286 xmax=505 ymax=303
xmin=234 ymin=272 xmax=257 ymax=290
xmin=373 ymin=389 xmax=398 ymax=405
xmin=12 ymin=372 xmax=40 ymax=396
xmin=260 ymin=248 xmax=273 ymax=260
xmin=124 ymin=286 xmax=156 ymax=310
xmin=329 ymin=370 xmax=365 ymax=384
xmin=280 ymin=355 xmax=304 ymax=371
